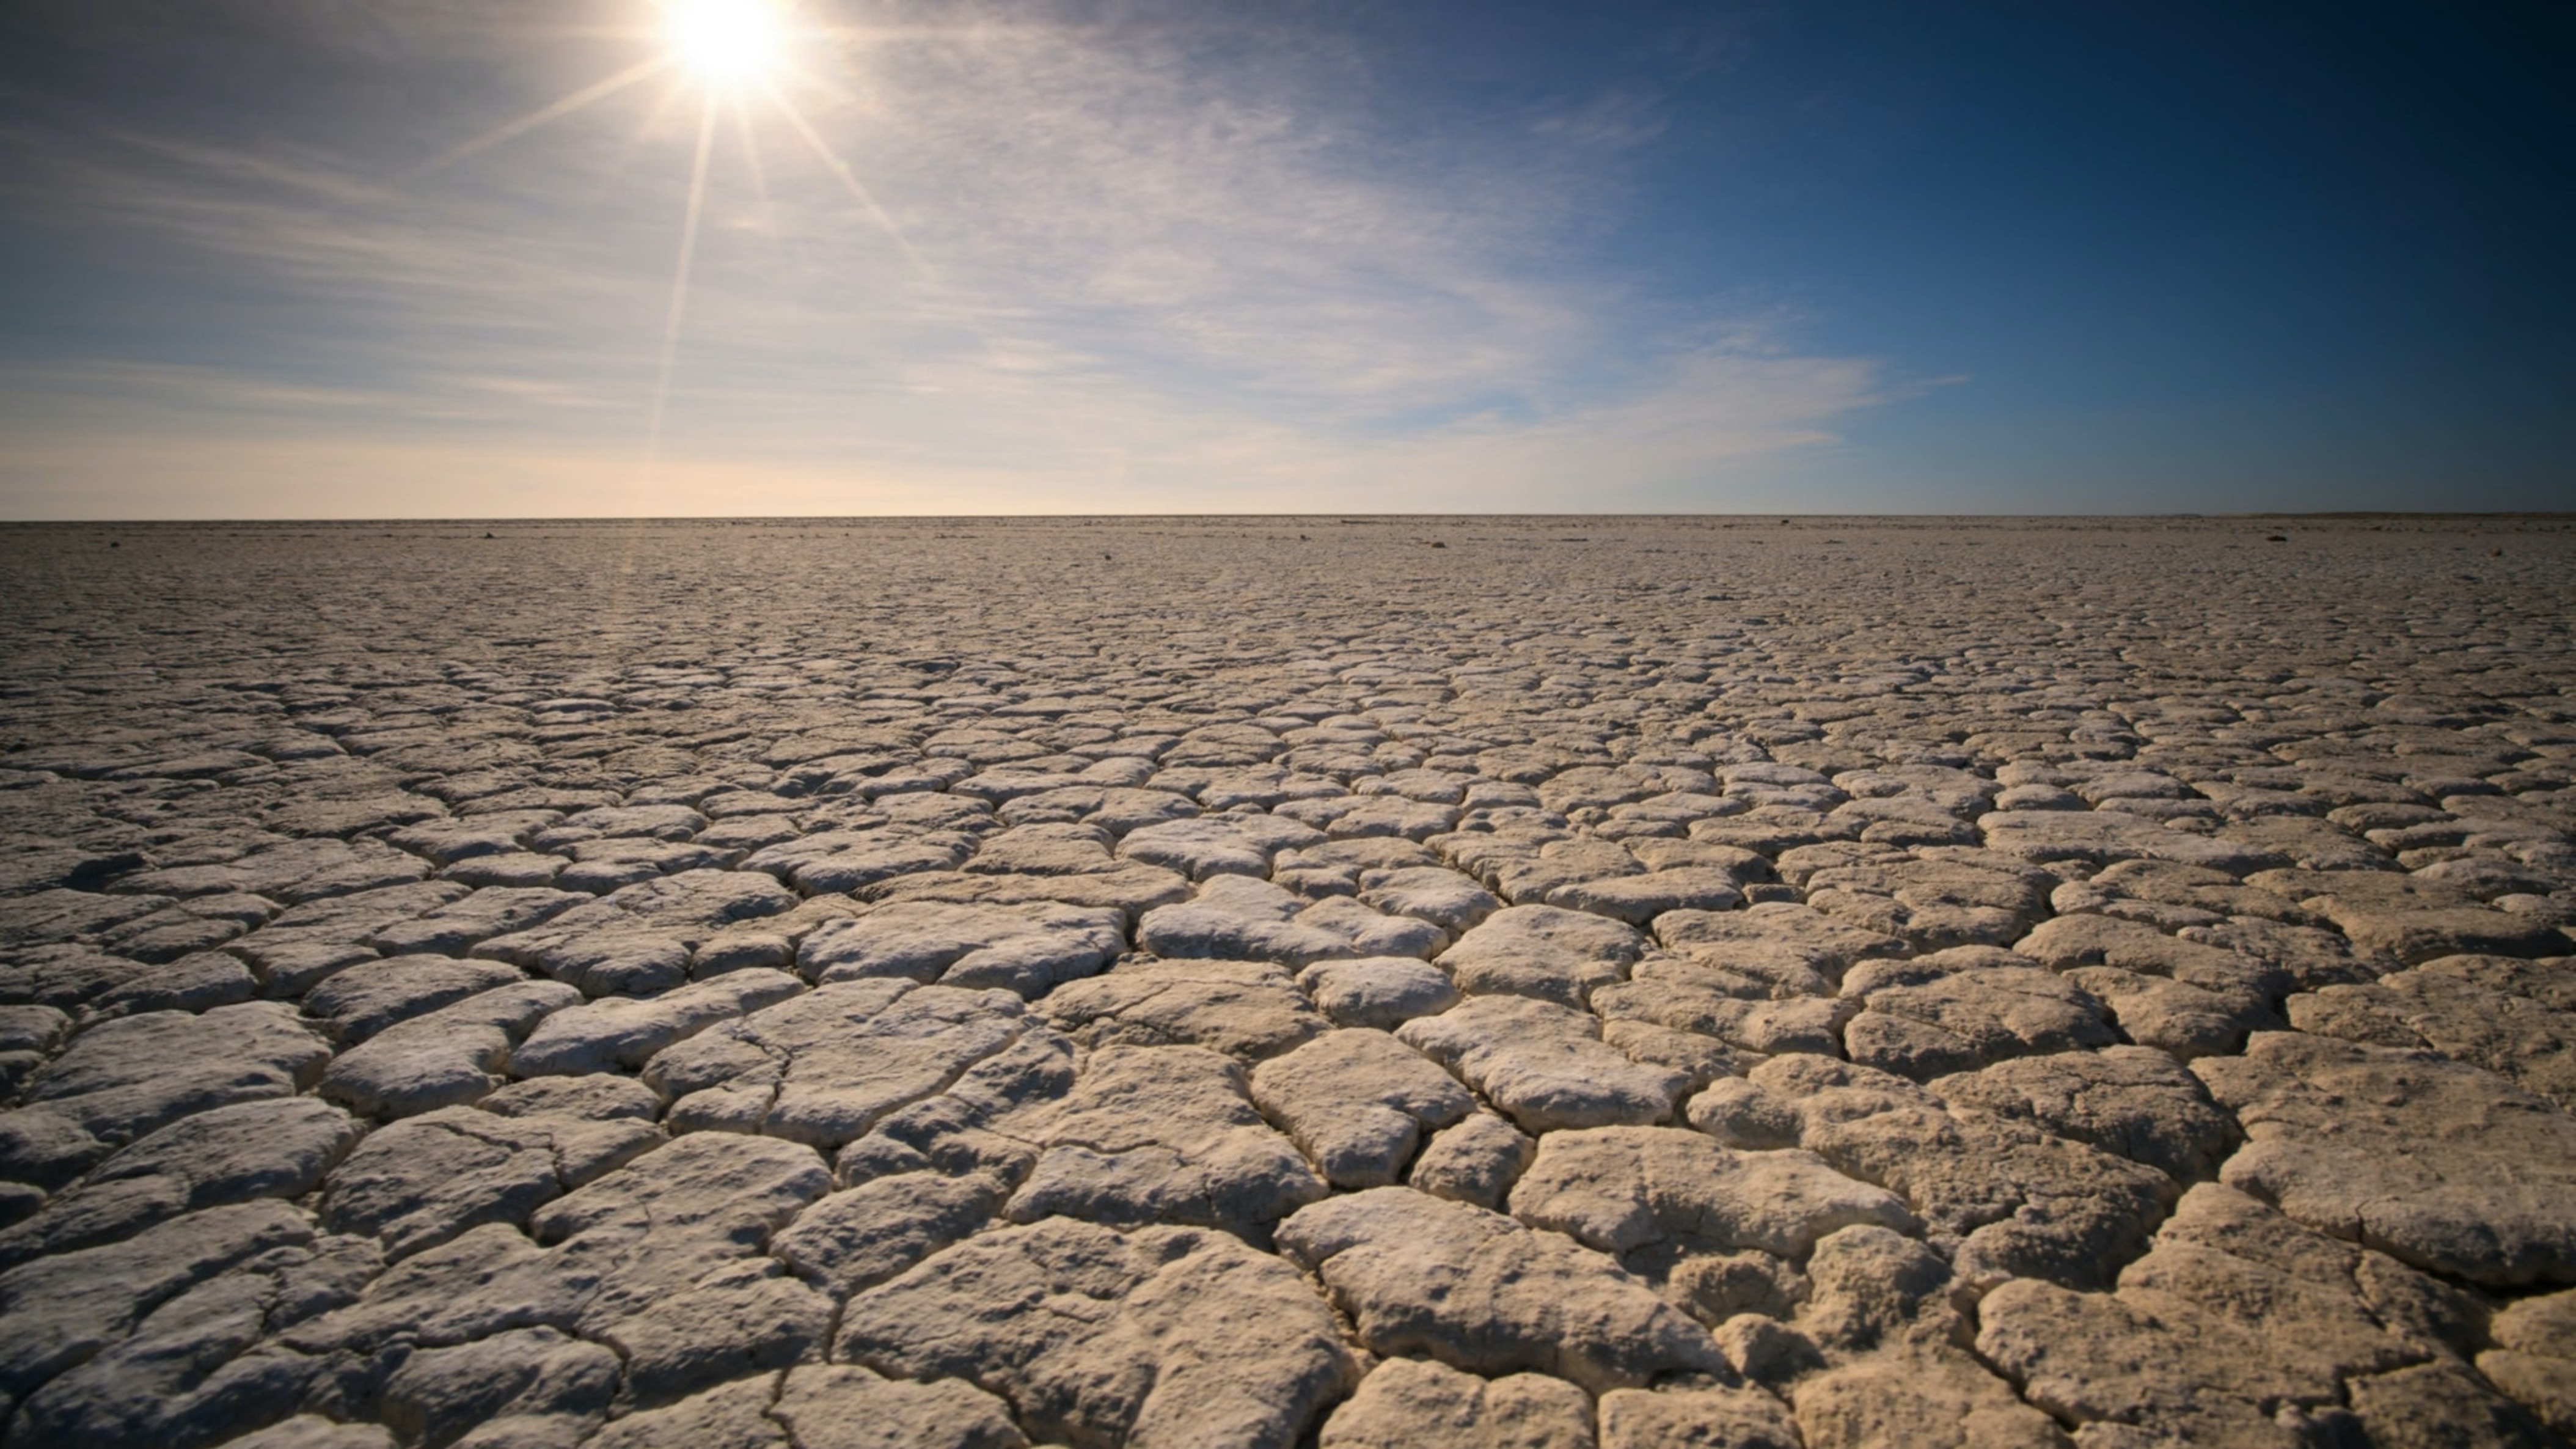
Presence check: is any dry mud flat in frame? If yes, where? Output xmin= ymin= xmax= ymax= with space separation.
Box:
xmin=2 ymin=513 xmax=2574 ymax=1449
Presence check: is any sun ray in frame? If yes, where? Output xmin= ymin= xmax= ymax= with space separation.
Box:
xmin=406 ymin=57 xmax=671 ymax=179
xmin=758 ymin=78 xmax=933 ymax=280
xmin=640 ymin=94 xmax=723 ymax=488
xmin=729 ymin=92 xmax=775 ymax=233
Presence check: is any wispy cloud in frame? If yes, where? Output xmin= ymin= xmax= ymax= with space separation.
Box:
xmin=0 ymin=0 xmax=1904 ymax=516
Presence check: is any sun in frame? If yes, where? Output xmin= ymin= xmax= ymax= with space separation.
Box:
xmin=664 ymin=0 xmax=785 ymax=88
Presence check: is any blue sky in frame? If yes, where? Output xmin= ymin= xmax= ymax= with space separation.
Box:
xmin=0 ymin=0 xmax=2566 ymax=516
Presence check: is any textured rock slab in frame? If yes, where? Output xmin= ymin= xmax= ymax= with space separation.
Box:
xmin=0 ymin=1003 xmax=331 ymax=1187
xmin=2285 ymin=953 xmax=2576 ymax=1110
xmin=1000 ymin=1043 xmax=1326 ymax=1239
xmin=319 ymin=980 xmax=579 ymax=1118
xmin=2016 ymin=912 xmax=2292 ymax=1058
xmin=287 ymin=1133 xmax=830 ymax=1368
xmin=2194 ymin=1031 xmax=2576 ymax=1285
xmin=1355 ymin=866 xmax=1502 ymax=933
xmin=0 ymin=1096 xmax=358 ymax=1268
xmin=1691 ymin=1055 xmax=2175 ymax=1289
xmin=477 ymin=869 xmax=800 ymax=997
xmin=318 ymin=1102 xmax=658 ymax=1259
xmin=1042 ymin=958 xmax=1326 ymax=1058
xmin=1977 ymin=1183 xmax=2519 ymax=1444
xmin=1979 ymin=809 xmax=2281 ymax=872
xmin=1790 ymin=1346 xmax=2070 ymax=1449
xmin=1839 ymin=947 xmax=2115 ymax=1080
xmin=508 ymin=969 xmax=806 ymax=1076
xmin=1295 ymin=955 xmax=1459 ymax=1029
xmin=301 ymin=957 xmax=529 ymax=1044
xmin=1597 ymin=1384 xmax=1802 ymax=1449
xmin=1407 ymin=1110 xmax=1535 ymax=1209
xmin=1 ymin=1216 xmax=380 ymax=1449
xmin=1930 ymin=1045 xmax=2236 ymax=1180
xmin=770 ymin=1363 xmax=1030 ymax=1449
xmin=742 ymin=829 xmax=975 ymax=895
xmin=838 ymin=1216 xmax=1358 ymax=1449
xmin=2479 ymin=1287 xmax=2576 ymax=1437
xmin=0 ymin=1198 xmax=317 ymax=1412
xmin=1433 ymin=904 xmax=1644 ymax=1007
xmin=799 ymin=901 xmax=1125 ymax=996
xmin=364 ymin=886 xmax=587 ymax=958
xmin=1138 ymin=875 xmax=1443 ymax=966
xmin=1278 ymin=1186 xmax=1728 ymax=1393
xmin=1248 ymin=1029 xmax=1473 ymax=1187
xmin=1510 ymin=1125 xmax=1914 ymax=1263
xmin=773 ymin=1170 xmax=1012 ymax=1297
xmin=1589 ymin=970 xmax=1856 ymax=1057
xmin=863 ymin=864 xmax=1191 ymax=921
xmin=533 ymin=1131 xmax=832 ymax=1337
xmin=1398 ymin=995 xmax=1687 ymax=1132
xmin=1544 ymin=868 xmax=1746 ymax=926
xmin=1803 ymin=854 xmax=2054 ymax=950
xmin=1117 ymin=815 xmax=1326 ymax=881
xmin=2048 ymin=857 xmax=2310 ymax=931
xmin=2292 ymin=871 xmax=2574 ymax=964
xmin=645 ymin=980 xmax=1038 ymax=1147
xmin=602 ymin=1266 xmax=836 ymax=1410
xmin=1317 ymin=1357 xmax=1595 ymax=1449
xmin=1655 ymin=902 xmax=1906 ymax=992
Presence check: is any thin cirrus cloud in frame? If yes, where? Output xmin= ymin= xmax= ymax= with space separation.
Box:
xmin=0 ymin=0 xmax=1897 ymax=517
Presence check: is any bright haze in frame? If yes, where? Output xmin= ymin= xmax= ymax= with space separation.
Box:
xmin=0 ymin=0 xmax=2566 ymax=518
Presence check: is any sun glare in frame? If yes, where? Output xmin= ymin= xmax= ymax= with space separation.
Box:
xmin=665 ymin=0 xmax=784 ymax=87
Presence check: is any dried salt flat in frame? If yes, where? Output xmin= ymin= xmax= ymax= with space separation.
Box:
xmin=0 ymin=515 xmax=2572 ymax=1448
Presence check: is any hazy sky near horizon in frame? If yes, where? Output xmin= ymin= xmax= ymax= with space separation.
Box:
xmin=1 ymin=0 xmax=2567 ymax=518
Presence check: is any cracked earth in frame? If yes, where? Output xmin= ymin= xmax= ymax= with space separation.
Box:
xmin=3 ymin=515 xmax=2574 ymax=1449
